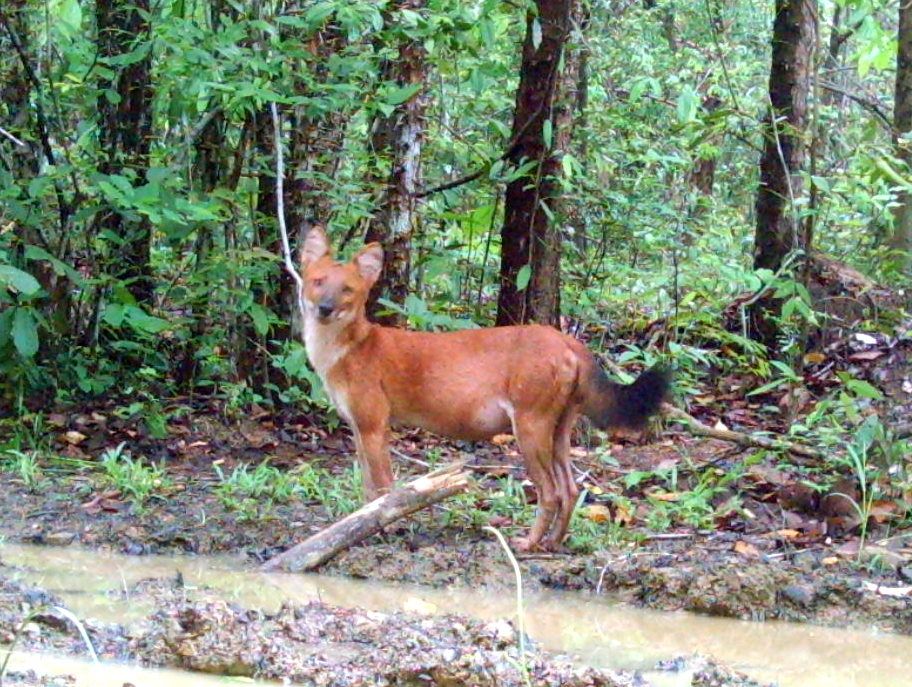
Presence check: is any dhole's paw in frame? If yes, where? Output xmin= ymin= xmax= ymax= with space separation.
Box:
xmin=540 ymin=536 xmax=567 ymax=553
xmin=509 ymin=536 xmax=541 ymax=553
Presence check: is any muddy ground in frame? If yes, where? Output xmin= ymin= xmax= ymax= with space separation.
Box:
xmin=2 ymin=418 xmax=910 ymax=636
xmin=0 ymin=571 xmax=767 ymax=687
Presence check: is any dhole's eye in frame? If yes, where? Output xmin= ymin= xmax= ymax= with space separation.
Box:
xmin=311 ymin=277 xmax=325 ymax=287
xmin=342 ymin=286 xmax=353 ymax=295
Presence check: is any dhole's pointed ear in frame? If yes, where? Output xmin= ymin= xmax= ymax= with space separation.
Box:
xmin=354 ymin=243 xmax=383 ymax=286
xmin=299 ymin=224 xmax=330 ymax=269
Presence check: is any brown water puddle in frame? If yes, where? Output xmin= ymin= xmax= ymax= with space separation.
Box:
xmin=3 ymin=650 xmax=253 ymax=686
xmin=3 ymin=542 xmax=911 ymax=687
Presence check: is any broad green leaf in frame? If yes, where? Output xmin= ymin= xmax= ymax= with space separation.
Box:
xmin=12 ymin=307 xmax=39 ymax=357
xmin=516 ymin=264 xmax=532 ymax=291
xmin=249 ymin=303 xmax=271 ymax=335
xmin=24 ymin=245 xmax=84 ymax=283
xmin=57 ymin=0 xmax=82 ymax=34
xmin=103 ymin=303 xmax=126 ymax=328
xmin=676 ymin=87 xmax=698 ymax=123
xmin=845 ymin=379 xmax=883 ymax=400
xmin=531 ymin=17 xmax=542 ymax=50
xmin=0 ymin=265 xmax=41 ymax=295
xmin=385 ymin=83 xmax=422 ymax=106
xmin=543 ymin=119 xmax=553 ymax=148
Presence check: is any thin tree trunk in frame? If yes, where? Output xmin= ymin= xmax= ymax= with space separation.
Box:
xmin=496 ymin=0 xmax=576 ymax=327
xmin=892 ymin=0 xmax=912 ymax=263
xmin=750 ymin=0 xmax=816 ymax=345
xmin=690 ymin=96 xmax=721 ymax=199
xmin=95 ymin=0 xmax=155 ymax=306
xmin=365 ymin=0 xmax=429 ymax=325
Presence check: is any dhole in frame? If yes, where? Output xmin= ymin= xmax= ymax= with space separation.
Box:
xmin=299 ymin=226 xmax=668 ymax=551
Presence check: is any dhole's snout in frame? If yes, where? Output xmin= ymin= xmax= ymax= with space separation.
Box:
xmin=317 ymin=298 xmax=335 ymax=322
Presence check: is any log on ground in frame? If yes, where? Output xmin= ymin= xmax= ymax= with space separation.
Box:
xmin=261 ymin=462 xmax=472 ymax=573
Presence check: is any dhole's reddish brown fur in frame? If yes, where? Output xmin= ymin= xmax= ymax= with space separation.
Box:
xmin=299 ymin=226 xmax=668 ymax=551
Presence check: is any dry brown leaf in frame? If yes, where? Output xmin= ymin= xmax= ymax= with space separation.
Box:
xmin=492 ymin=434 xmax=514 ymax=446
xmin=62 ymin=430 xmax=87 ymax=446
xmin=614 ymin=502 xmax=635 ymax=525
xmin=651 ymin=491 xmax=680 ymax=502
xmin=767 ymin=528 xmax=801 ymax=540
xmin=869 ymin=500 xmax=900 ymax=523
xmin=583 ymin=504 xmax=612 ymax=523
xmin=803 ymin=351 xmax=826 ymax=365
xmin=821 ymin=556 xmax=839 ymax=566
xmin=734 ymin=540 xmax=761 ymax=558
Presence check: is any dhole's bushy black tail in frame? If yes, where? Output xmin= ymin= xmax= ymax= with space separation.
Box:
xmin=583 ymin=364 xmax=670 ymax=430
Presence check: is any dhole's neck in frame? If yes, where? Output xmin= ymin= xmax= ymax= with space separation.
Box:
xmin=303 ymin=306 xmax=373 ymax=380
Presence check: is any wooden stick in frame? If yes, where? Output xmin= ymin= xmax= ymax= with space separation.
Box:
xmin=661 ymin=402 xmax=823 ymax=459
xmin=261 ymin=463 xmax=472 ymax=572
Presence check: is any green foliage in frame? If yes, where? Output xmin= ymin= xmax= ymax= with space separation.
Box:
xmin=213 ymin=460 xmax=361 ymax=518
xmin=99 ymin=443 xmax=171 ymax=509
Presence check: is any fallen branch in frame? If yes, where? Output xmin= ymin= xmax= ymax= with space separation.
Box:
xmin=261 ymin=463 xmax=472 ymax=572
xmin=661 ymin=403 xmax=823 ymax=460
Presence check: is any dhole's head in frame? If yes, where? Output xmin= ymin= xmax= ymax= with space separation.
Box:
xmin=298 ymin=225 xmax=382 ymax=325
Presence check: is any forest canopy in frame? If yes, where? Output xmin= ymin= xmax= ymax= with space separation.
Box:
xmin=1 ymin=0 xmax=910 ymax=411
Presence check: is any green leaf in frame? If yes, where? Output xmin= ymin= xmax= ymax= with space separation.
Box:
xmin=516 ymin=264 xmax=532 ymax=291
xmin=249 ymin=303 xmax=271 ymax=336
xmin=103 ymin=303 xmax=126 ymax=328
xmin=543 ymin=118 xmax=553 ymax=148
xmin=124 ymin=306 xmax=170 ymax=334
xmin=57 ymin=0 xmax=83 ymax=34
xmin=0 ymin=265 xmax=41 ymax=295
xmin=747 ymin=377 xmax=789 ymax=397
xmin=24 ymin=245 xmax=83 ymax=283
xmin=385 ymin=83 xmax=422 ymax=106
xmin=676 ymin=87 xmax=697 ymax=123
xmin=12 ymin=307 xmax=39 ymax=357
xmin=845 ymin=379 xmax=883 ymax=400
xmin=305 ymin=2 xmax=335 ymax=27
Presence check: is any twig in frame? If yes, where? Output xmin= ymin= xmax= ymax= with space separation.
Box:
xmin=817 ymin=81 xmax=892 ymax=132
xmin=0 ymin=125 xmax=25 ymax=147
xmin=662 ymin=403 xmax=823 ymax=460
xmin=270 ymin=102 xmax=307 ymax=326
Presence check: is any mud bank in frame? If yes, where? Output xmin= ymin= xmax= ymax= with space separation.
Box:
xmin=4 ymin=469 xmax=911 ymax=636
xmin=0 ymin=571 xmax=773 ymax=687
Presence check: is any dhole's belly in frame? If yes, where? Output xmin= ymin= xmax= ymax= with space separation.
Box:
xmin=391 ymin=396 xmax=513 ymax=442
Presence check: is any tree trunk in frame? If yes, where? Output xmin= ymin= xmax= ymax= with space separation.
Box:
xmin=892 ymin=0 xmax=912 ymax=263
xmin=496 ymin=0 xmax=576 ymax=327
xmin=365 ymin=0 xmax=429 ymax=325
xmin=751 ymin=0 xmax=816 ymax=344
xmin=690 ymin=96 xmax=722 ymax=198
xmin=95 ymin=0 xmax=155 ymax=306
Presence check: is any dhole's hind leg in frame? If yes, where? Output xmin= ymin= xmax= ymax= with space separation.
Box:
xmin=542 ymin=408 xmax=580 ymax=550
xmin=511 ymin=413 xmax=559 ymax=553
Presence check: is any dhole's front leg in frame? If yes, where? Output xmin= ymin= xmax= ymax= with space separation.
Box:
xmin=352 ymin=425 xmax=394 ymax=501
xmin=347 ymin=392 xmax=394 ymax=501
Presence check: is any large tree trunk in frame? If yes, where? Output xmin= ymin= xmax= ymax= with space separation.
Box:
xmin=365 ymin=0 xmax=429 ymax=325
xmin=95 ymin=0 xmax=155 ymax=306
xmin=892 ymin=1 xmax=912 ymax=263
xmin=751 ymin=0 xmax=816 ymax=344
xmin=496 ymin=0 xmax=576 ymax=327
